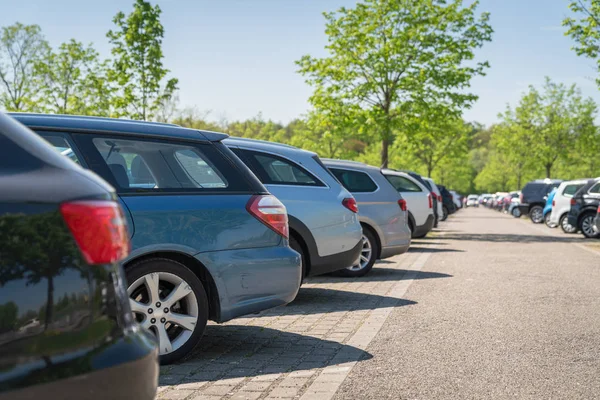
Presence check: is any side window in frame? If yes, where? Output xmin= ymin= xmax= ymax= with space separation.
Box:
xmin=329 ymin=168 xmax=377 ymax=193
xmin=38 ymin=133 xmax=81 ymax=165
xmin=385 ymin=175 xmax=422 ymax=192
xmin=589 ymin=182 xmax=600 ymax=194
xmin=563 ymin=184 xmax=583 ymax=197
xmin=88 ymin=136 xmax=231 ymax=192
xmin=235 ymin=149 xmax=324 ymax=187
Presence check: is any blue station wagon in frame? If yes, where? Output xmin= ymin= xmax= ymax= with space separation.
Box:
xmin=12 ymin=113 xmax=302 ymax=364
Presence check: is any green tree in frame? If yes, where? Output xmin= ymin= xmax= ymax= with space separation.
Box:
xmin=0 ymin=23 xmax=49 ymax=111
xmin=564 ymin=0 xmax=600 ymax=88
xmin=297 ymin=0 xmax=492 ymax=167
xmin=107 ymin=0 xmax=178 ymax=120
xmin=34 ymin=39 xmax=112 ymax=115
xmin=0 ymin=302 xmax=18 ymax=334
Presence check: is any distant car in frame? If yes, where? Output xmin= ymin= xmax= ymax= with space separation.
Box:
xmin=323 ymin=159 xmax=412 ymax=277
xmin=438 ymin=185 xmax=457 ymax=219
xmin=508 ymin=193 xmax=522 ymax=217
xmin=567 ymin=178 xmax=600 ymax=238
xmin=225 ymin=138 xmax=362 ymax=279
xmin=543 ymin=188 xmax=558 ymax=227
xmin=381 ymin=169 xmax=435 ymax=238
xmin=466 ymin=195 xmax=479 ymax=207
xmin=549 ymin=179 xmax=589 ymax=234
xmin=518 ymin=179 xmax=563 ymax=223
xmin=449 ymin=190 xmax=462 ymax=210
xmin=424 ymin=177 xmax=444 ymax=221
xmin=0 ymin=112 xmax=158 ymax=399
xmin=14 ymin=113 xmax=302 ymax=364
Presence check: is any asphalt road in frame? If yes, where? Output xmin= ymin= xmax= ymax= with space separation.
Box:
xmin=334 ymin=207 xmax=600 ymax=400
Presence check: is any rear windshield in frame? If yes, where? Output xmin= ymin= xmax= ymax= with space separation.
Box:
xmin=329 ymin=168 xmax=378 ymax=193
xmin=563 ymin=184 xmax=584 ymax=197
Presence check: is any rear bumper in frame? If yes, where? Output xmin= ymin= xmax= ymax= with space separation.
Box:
xmin=412 ymin=214 xmax=435 ymax=237
xmin=380 ymin=243 xmax=411 ymax=259
xmin=196 ymin=246 xmax=301 ymax=323
xmin=309 ymin=238 xmax=362 ymax=277
xmin=518 ymin=204 xmax=530 ymax=215
xmin=0 ymin=329 xmax=158 ymax=400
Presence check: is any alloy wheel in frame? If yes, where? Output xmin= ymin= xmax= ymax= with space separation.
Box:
xmin=561 ymin=215 xmax=576 ymax=233
xmin=347 ymin=234 xmax=372 ymax=271
xmin=128 ymin=272 xmax=199 ymax=355
xmin=530 ymin=207 xmax=543 ymax=224
xmin=581 ymin=215 xmax=598 ymax=238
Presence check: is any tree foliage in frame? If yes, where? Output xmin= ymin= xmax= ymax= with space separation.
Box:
xmin=564 ymin=0 xmax=600 ymax=88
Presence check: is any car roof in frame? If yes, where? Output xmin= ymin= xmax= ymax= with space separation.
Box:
xmin=528 ymin=178 xmax=563 ymax=184
xmin=321 ymin=158 xmax=381 ymax=172
xmin=224 ymin=136 xmax=317 ymax=157
xmin=9 ymin=113 xmax=228 ymax=142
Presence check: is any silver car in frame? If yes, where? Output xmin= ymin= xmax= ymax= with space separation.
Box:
xmin=323 ymin=159 xmax=412 ymax=277
xmin=224 ymin=138 xmax=363 ymax=279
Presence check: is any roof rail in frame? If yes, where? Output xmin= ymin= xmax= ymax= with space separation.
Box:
xmin=225 ymin=136 xmax=299 ymax=150
xmin=8 ymin=112 xmax=180 ymax=127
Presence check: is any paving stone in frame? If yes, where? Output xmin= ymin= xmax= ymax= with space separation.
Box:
xmin=202 ymin=384 xmax=237 ymax=396
xmin=159 ymin=389 xmax=195 ymax=399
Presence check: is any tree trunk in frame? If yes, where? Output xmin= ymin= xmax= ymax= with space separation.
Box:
xmin=517 ymin=172 xmax=522 ymax=190
xmin=381 ymin=138 xmax=390 ymax=169
xmin=44 ymin=276 xmax=54 ymax=330
xmin=545 ymin=164 xmax=552 ymax=179
xmin=427 ymin=163 xmax=433 ymax=178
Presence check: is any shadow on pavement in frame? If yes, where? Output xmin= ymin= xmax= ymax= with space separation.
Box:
xmin=364 ymin=268 xmax=453 ymax=282
xmin=180 ymin=325 xmax=372 ymax=381
xmin=283 ymin=287 xmax=417 ymax=315
xmin=441 ymin=232 xmax=593 ymax=244
xmin=410 ymin=241 xmax=448 ymax=246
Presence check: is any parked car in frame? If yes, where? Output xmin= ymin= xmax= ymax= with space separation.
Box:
xmin=424 ymin=177 xmax=444 ymax=222
xmin=381 ymin=169 xmax=435 ymax=238
xmin=224 ymin=138 xmax=362 ymax=279
xmin=449 ymin=190 xmax=462 ymax=210
xmin=543 ymin=188 xmax=557 ymax=227
xmin=0 ymin=112 xmax=159 ymax=399
xmin=13 ymin=113 xmax=302 ymax=364
xmin=390 ymin=170 xmax=440 ymax=227
xmin=466 ymin=194 xmax=479 ymax=207
xmin=508 ymin=193 xmax=522 ymax=217
xmin=567 ymin=178 xmax=600 ymax=238
xmin=438 ymin=185 xmax=458 ymax=220
xmin=549 ymin=179 xmax=589 ymax=234
xmin=322 ymin=159 xmax=412 ymax=276
xmin=518 ymin=179 xmax=563 ymax=223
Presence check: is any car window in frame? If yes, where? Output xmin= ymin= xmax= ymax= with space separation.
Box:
xmin=563 ymin=184 xmax=584 ymax=197
xmin=38 ymin=133 xmax=81 ymax=165
xmin=329 ymin=168 xmax=377 ymax=193
xmin=589 ymin=182 xmax=600 ymax=194
xmin=90 ymin=137 xmax=228 ymax=191
xmin=233 ymin=149 xmax=324 ymax=187
xmin=384 ymin=175 xmax=423 ymax=192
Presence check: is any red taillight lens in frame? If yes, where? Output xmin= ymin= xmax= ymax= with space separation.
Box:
xmin=398 ymin=199 xmax=407 ymax=211
xmin=570 ymin=198 xmax=576 ymax=206
xmin=427 ymin=193 xmax=433 ymax=208
xmin=438 ymin=195 xmax=442 ymax=202
xmin=246 ymin=195 xmax=289 ymax=238
xmin=342 ymin=197 xmax=358 ymax=213
xmin=60 ymin=201 xmax=130 ymax=265
xmin=597 ymin=205 xmax=600 ymax=213
xmin=552 ymin=200 xmax=555 ymax=207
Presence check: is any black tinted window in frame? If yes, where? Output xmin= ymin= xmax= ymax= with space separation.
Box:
xmin=563 ymin=184 xmax=584 ymax=197
xmin=590 ymin=182 xmax=600 ymax=194
xmin=233 ymin=149 xmax=324 ymax=187
xmin=329 ymin=168 xmax=377 ymax=193
xmin=384 ymin=175 xmax=422 ymax=192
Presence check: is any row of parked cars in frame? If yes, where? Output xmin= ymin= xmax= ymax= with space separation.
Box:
xmin=474 ymin=178 xmax=600 ymax=238
xmin=0 ymin=112 xmax=463 ymax=399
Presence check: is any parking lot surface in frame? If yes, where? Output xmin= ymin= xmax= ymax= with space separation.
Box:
xmin=158 ymin=209 xmax=600 ymax=399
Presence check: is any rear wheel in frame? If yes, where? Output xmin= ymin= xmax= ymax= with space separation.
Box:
xmin=560 ymin=213 xmax=577 ymax=234
xmin=339 ymin=229 xmax=379 ymax=278
xmin=544 ymin=212 xmax=555 ymax=228
xmin=126 ymin=258 xmax=209 ymax=365
xmin=529 ymin=205 xmax=544 ymax=224
xmin=511 ymin=207 xmax=521 ymax=218
xmin=580 ymin=213 xmax=600 ymax=238
xmin=289 ymin=234 xmax=307 ymax=281
xmin=441 ymin=206 xmax=449 ymax=221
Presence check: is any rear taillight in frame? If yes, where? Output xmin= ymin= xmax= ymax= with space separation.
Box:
xmin=438 ymin=195 xmax=442 ymax=202
xmin=398 ymin=199 xmax=407 ymax=211
xmin=60 ymin=201 xmax=130 ymax=265
xmin=246 ymin=195 xmax=289 ymax=238
xmin=552 ymin=200 xmax=555 ymax=207
xmin=342 ymin=197 xmax=359 ymax=213
xmin=519 ymin=193 xmax=523 ymax=203
xmin=570 ymin=198 xmax=576 ymax=206
xmin=427 ymin=193 xmax=433 ymax=208
xmin=597 ymin=205 xmax=600 ymax=213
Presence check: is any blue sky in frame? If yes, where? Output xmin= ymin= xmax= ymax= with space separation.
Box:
xmin=0 ymin=0 xmax=597 ymax=126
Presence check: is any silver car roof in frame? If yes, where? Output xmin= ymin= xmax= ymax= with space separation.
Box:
xmin=224 ymin=137 xmax=317 ymax=158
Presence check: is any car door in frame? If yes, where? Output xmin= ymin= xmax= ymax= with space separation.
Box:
xmin=384 ymin=174 xmax=430 ymax=226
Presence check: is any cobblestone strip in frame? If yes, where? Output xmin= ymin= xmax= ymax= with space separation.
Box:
xmin=156 ymin=250 xmax=430 ymax=400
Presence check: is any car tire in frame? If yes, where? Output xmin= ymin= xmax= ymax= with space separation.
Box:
xmin=289 ymin=234 xmax=307 ymax=281
xmin=441 ymin=206 xmax=449 ymax=221
xmin=125 ymin=258 xmax=209 ymax=365
xmin=511 ymin=207 xmax=521 ymax=218
xmin=544 ymin=212 xmax=555 ymax=228
xmin=339 ymin=228 xmax=379 ymax=278
xmin=559 ymin=213 xmax=577 ymax=234
xmin=529 ymin=205 xmax=544 ymax=224
xmin=580 ymin=212 xmax=600 ymax=239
